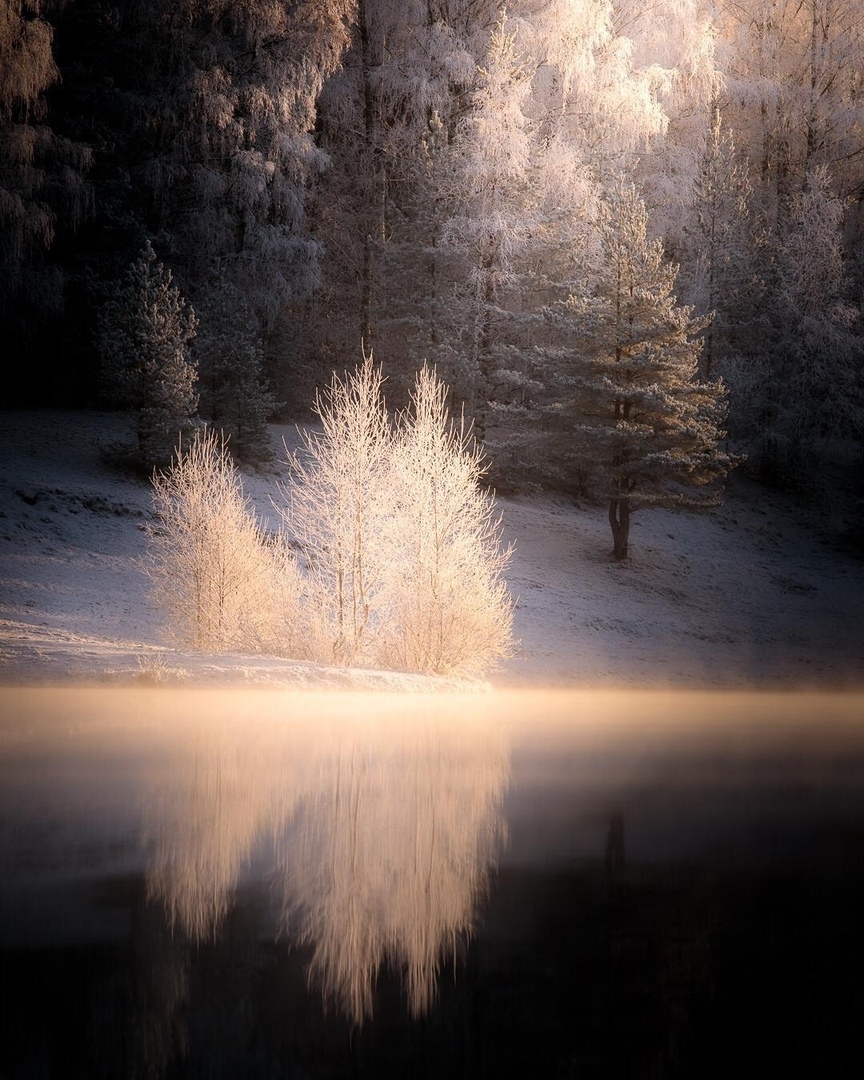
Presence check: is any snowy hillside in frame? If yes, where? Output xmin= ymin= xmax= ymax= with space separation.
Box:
xmin=1 ymin=410 xmax=862 ymax=690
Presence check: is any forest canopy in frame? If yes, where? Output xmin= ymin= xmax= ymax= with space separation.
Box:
xmin=3 ymin=0 xmax=863 ymax=529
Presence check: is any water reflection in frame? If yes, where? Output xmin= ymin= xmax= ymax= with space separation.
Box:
xmin=4 ymin=688 xmax=864 ymax=1079
xmin=145 ymin=726 xmax=306 ymax=942
xmin=142 ymin=698 xmax=508 ymax=1024
xmin=280 ymin=720 xmax=507 ymax=1021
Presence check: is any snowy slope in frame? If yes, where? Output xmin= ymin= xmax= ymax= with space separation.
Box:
xmin=1 ymin=409 xmax=862 ymax=690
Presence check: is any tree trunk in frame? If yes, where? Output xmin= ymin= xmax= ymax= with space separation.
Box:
xmin=608 ymin=498 xmax=630 ymax=560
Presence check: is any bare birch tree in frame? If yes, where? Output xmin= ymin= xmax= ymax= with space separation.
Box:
xmin=144 ymin=429 xmax=302 ymax=654
xmin=279 ymin=357 xmax=392 ymax=666
xmin=378 ymin=365 xmax=514 ymax=678
xmin=279 ymin=358 xmax=514 ymax=677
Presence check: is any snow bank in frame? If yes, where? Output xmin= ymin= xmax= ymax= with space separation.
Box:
xmin=1 ymin=410 xmax=862 ymax=690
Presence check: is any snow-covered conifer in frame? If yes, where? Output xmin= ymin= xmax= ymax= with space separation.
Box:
xmin=98 ymin=242 xmax=199 ymax=469
xmin=761 ymin=167 xmax=864 ymax=491
xmin=521 ymin=180 xmax=738 ymax=558
xmin=196 ymin=294 xmax=279 ymax=463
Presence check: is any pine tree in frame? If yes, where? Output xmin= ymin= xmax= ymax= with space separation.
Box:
xmin=530 ymin=181 xmax=738 ymax=559
xmin=99 ymin=242 xmax=199 ymax=469
xmin=688 ymin=104 xmax=755 ymax=377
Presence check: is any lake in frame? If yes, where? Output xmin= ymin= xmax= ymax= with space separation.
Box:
xmin=1 ymin=686 xmax=863 ymax=1078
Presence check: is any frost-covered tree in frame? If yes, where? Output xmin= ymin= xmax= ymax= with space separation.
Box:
xmin=665 ymin=0 xmax=864 ymax=497
xmin=433 ymin=0 xmax=705 ymax=444
xmin=144 ymin=429 xmax=302 ymax=654
xmin=525 ymin=181 xmax=737 ymax=559
xmin=291 ymin=0 xmax=724 ymax=439
xmin=282 ymin=0 xmax=486 ymax=412
xmin=195 ymin=292 xmax=279 ymax=463
xmin=379 ymin=365 xmax=513 ymax=678
xmin=279 ymin=357 xmax=514 ymax=676
xmin=197 ymin=337 xmax=277 ymax=464
xmin=65 ymin=0 xmax=353 ymax=418
xmin=280 ymin=357 xmax=393 ymax=667
xmin=760 ymin=167 xmax=864 ymax=490
xmin=155 ymin=0 xmax=353 ymax=309
xmin=686 ymin=105 xmax=756 ymax=375
xmin=717 ymin=0 xmax=864 ymax=224
xmin=171 ymin=0 xmax=353 ymax=386
xmin=610 ymin=0 xmax=722 ymax=233
xmin=439 ymin=12 xmax=537 ymax=434
xmin=681 ymin=109 xmax=769 ymax=458
xmin=98 ymin=242 xmax=199 ymax=469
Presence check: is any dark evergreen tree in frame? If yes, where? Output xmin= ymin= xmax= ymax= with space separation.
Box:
xmin=133 ymin=0 xmax=353 ymax=425
xmin=0 ymin=0 xmax=92 ymax=399
xmin=196 ymin=298 xmax=278 ymax=463
xmin=758 ymin=166 xmax=864 ymax=497
xmin=36 ymin=0 xmax=353 ymax=414
xmin=98 ymin=242 xmax=199 ymax=469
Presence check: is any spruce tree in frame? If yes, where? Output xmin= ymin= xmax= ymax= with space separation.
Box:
xmin=196 ymin=296 xmax=278 ymax=463
xmin=530 ymin=181 xmax=738 ymax=559
xmin=99 ymin=242 xmax=199 ymax=470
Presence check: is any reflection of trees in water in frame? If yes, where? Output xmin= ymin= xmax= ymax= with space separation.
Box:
xmin=145 ymin=725 xmax=312 ymax=941
xmin=127 ymin=899 xmax=190 ymax=1079
xmin=145 ymin=707 xmax=509 ymax=1025
xmin=281 ymin=718 xmax=508 ymax=1024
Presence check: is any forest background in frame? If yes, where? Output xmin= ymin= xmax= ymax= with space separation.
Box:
xmin=3 ymin=0 xmax=864 ymax=542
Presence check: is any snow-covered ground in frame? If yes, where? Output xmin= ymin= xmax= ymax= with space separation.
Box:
xmin=1 ymin=409 xmax=862 ymax=690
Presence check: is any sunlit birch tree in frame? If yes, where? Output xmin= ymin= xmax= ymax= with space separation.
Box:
xmin=379 ymin=365 xmax=514 ymax=678
xmin=280 ymin=357 xmax=393 ymax=666
xmin=280 ymin=358 xmax=514 ymax=676
xmin=145 ymin=429 xmax=302 ymax=653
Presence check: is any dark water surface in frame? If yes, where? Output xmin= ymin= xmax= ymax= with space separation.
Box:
xmin=1 ymin=687 xmax=863 ymax=1078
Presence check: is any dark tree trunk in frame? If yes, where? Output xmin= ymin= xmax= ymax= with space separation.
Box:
xmin=608 ymin=498 xmax=630 ymax=560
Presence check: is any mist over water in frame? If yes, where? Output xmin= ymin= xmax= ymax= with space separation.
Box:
xmin=1 ymin=687 xmax=863 ymax=1076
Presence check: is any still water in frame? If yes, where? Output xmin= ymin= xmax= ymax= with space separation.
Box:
xmin=1 ymin=687 xmax=863 ymax=1078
